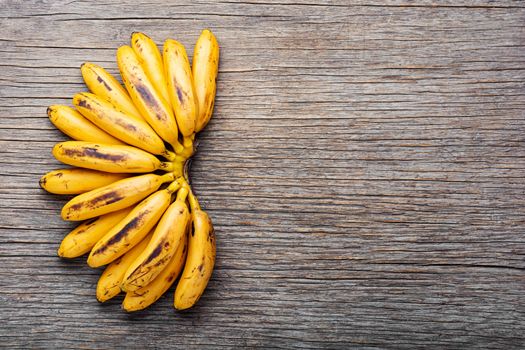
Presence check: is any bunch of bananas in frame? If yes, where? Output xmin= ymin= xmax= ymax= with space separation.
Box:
xmin=39 ymin=30 xmax=219 ymax=311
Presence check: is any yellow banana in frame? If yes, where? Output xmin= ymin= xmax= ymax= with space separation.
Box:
xmin=117 ymin=45 xmax=182 ymax=152
xmin=122 ymin=186 xmax=190 ymax=292
xmin=73 ymin=92 xmax=170 ymax=157
xmin=58 ymin=208 xmax=131 ymax=258
xmin=52 ymin=141 xmax=173 ymax=174
xmin=192 ymin=29 xmax=219 ymax=132
xmin=174 ymin=191 xmax=216 ymax=310
xmin=123 ymin=228 xmax=187 ymax=312
xmin=96 ymin=232 xmax=152 ymax=302
xmin=163 ymin=39 xmax=197 ymax=137
xmin=80 ymin=62 xmax=143 ymax=121
xmin=39 ymin=168 xmax=128 ymax=195
xmin=131 ymin=32 xmax=171 ymax=107
xmin=47 ymin=105 xmax=124 ymax=145
xmin=87 ymin=180 xmax=183 ymax=268
xmin=61 ymin=173 xmax=175 ymax=221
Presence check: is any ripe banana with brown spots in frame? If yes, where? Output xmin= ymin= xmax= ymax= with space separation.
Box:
xmin=47 ymin=105 xmax=124 ymax=145
xmin=52 ymin=141 xmax=173 ymax=174
xmin=131 ymin=32 xmax=171 ymax=107
xmin=123 ymin=228 xmax=187 ymax=311
xmin=96 ymin=231 xmax=152 ymax=302
xmin=39 ymin=168 xmax=128 ymax=195
xmin=193 ymin=29 xmax=219 ymax=133
xmin=41 ymin=31 xmax=220 ymax=311
xmin=58 ymin=208 xmax=132 ymax=258
xmin=117 ymin=45 xmax=182 ymax=152
xmin=87 ymin=180 xmax=183 ymax=268
xmin=121 ymin=186 xmax=190 ymax=292
xmin=73 ymin=92 xmax=173 ymax=157
xmin=174 ymin=191 xmax=216 ymax=310
xmin=164 ymin=39 xmax=198 ymax=137
xmin=61 ymin=173 xmax=175 ymax=221
xmin=80 ymin=62 xmax=144 ymax=122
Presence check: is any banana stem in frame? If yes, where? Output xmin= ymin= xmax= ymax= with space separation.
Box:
xmin=183 ymin=135 xmax=194 ymax=149
xmin=166 ymin=177 xmax=184 ymax=194
xmin=188 ymin=189 xmax=201 ymax=212
xmin=176 ymin=185 xmax=189 ymax=202
xmin=160 ymin=172 xmax=176 ymax=183
xmin=171 ymin=160 xmax=184 ymax=178
xmin=159 ymin=161 xmax=174 ymax=172
xmin=172 ymin=140 xmax=185 ymax=155
xmin=162 ymin=149 xmax=177 ymax=161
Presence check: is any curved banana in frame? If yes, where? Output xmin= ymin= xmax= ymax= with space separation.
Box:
xmin=117 ymin=45 xmax=182 ymax=152
xmin=39 ymin=168 xmax=128 ymax=195
xmin=87 ymin=180 xmax=183 ymax=268
xmin=96 ymin=232 xmax=152 ymax=302
xmin=73 ymin=92 xmax=169 ymax=156
xmin=131 ymin=32 xmax=171 ymax=107
xmin=123 ymin=228 xmax=187 ymax=311
xmin=52 ymin=141 xmax=173 ymax=173
xmin=192 ymin=29 xmax=219 ymax=132
xmin=163 ymin=39 xmax=197 ymax=137
xmin=122 ymin=186 xmax=190 ymax=292
xmin=58 ymin=208 xmax=131 ymax=258
xmin=61 ymin=173 xmax=175 ymax=221
xmin=47 ymin=105 xmax=123 ymax=145
xmin=80 ymin=62 xmax=143 ymax=121
xmin=174 ymin=191 xmax=216 ymax=310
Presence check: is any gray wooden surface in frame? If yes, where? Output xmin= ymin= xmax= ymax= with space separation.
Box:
xmin=1 ymin=0 xmax=524 ymax=348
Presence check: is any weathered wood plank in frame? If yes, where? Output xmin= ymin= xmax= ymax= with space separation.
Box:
xmin=0 ymin=0 xmax=524 ymax=349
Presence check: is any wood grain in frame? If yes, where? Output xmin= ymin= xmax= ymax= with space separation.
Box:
xmin=1 ymin=0 xmax=524 ymax=348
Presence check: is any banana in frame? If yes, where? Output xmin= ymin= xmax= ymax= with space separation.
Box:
xmin=52 ymin=141 xmax=173 ymax=174
xmin=39 ymin=168 xmax=128 ymax=195
xmin=96 ymin=232 xmax=152 ymax=302
xmin=174 ymin=191 xmax=216 ymax=310
xmin=117 ymin=45 xmax=182 ymax=152
xmin=123 ymin=228 xmax=187 ymax=311
xmin=47 ymin=105 xmax=124 ymax=145
xmin=80 ymin=62 xmax=143 ymax=121
xmin=87 ymin=180 xmax=183 ymax=268
xmin=61 ymin=173 xmax=175 ymax=221
xmin=73 ymin=92 xmax=170 ymax=157
xmin=131 ymin=32 xmax=171 ymax=107
xmin=122 ymin=186 xmax=190 ymax=292
xmin=58 ymin=208 xmax=131 ymax=258
xmin=163 ymin=39 xmax=198 ymax=137
xmin=192 ymin=29 xmax=219 ymax=133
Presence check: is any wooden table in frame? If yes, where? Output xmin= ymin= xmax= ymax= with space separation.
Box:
xmin=1 ymin=1 xmax=524 ymax=348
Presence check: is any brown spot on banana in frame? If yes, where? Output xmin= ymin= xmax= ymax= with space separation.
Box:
xmin=91 ymin=210 xmax=150 ymax=255
xmin=68 ymin=191 xmax=124 ymax=212
xmin=62 ymin=147 xmax=127 ymax=162
xmin=96 ymin=75 xmax=112 ymax=91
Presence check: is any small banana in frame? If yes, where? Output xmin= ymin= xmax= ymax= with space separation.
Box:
xmin=96 ymin=232 xmax=152 ymax=302
xmin=80 ymin=62 xmax=143 ymax=122
xmin=52 ymin=141 xmax=173 ymax=174
xmin=164 ymin=39 xmax=198 ymax=137
xmin=39 ymin=168 xmax=128 ymax=195
xmin=192 ymin=29 xmax=219 ymax=133
xmin=73 ymin=92 xmax=170 ymax=157
xmin=122 ymin=186 xmax=190 ymax=292
xmin=117 ymin=45 xmax=182 ymax=152
xmin=61 ymin=173 xmax=175 ymax=221
xmin=47 ymin=105 xmax=124 ymax=145
xmin=87 ymin=180 xmax=183 ymax=268
xmin=174 ymin=191 xmax=216 ymax=310
xmin=123 ymin=228 xmax=187 ymax=312
xmin=131 ymin=32 xmax=171 ymax=107
xmin=58 ymin=208 xmax=131 ymax=258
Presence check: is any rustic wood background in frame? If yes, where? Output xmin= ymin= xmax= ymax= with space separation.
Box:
xmin=1 ymin=0 xmax=524 ymax=348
